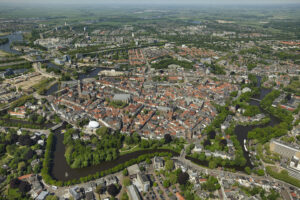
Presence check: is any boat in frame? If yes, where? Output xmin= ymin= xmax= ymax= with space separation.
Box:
xmin=244 ymin=139 xmax=248 ymax=152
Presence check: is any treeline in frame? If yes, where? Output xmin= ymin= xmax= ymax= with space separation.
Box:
xmin=0 ymin=62 xmax=32 ymax=72
xmin=192 ymin=122 xmax=247 ymax=170
xmin=10 ymin=95 xmax=35 ymax=109
xmin=284 ymin=78 xmax=300 ymax=96
xmin=0 ymin=119 xmax=45 ymax=129
xmin=32 ymin=78 xmax=56 ymax=95
xmin=248 ymin=123 xmax=289 ymax=144
xmin=260 ymin=90 xmax=293 ymax=127
xmin=41 ymin=133 xmax=55 ymax=185
xmin=207 ymin=63 xmax=226 ymax=75
xmin=0 ymin=58 xmax=25 ymax=64
xmin=151 ymin=57 xmax=193 ymax=70
xmin=275 ymin=51 xmax=300 ymax=61
xmin=266 ymin=166 xmax=300 ymax=188
xmin=248 ymin=90 xmax=293 ymax=143
xmin=64 ymin=129 xmax=123 ymax=168
xmin=204 ymin=104 xmax=231 ymax=133
xmin=0 ymin=38 xmax=9 ymax=45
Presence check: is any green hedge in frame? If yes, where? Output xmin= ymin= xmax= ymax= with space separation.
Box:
xmin=0 ymin=119 xmax=44 ymax=129
xmin=266 ymin=166 xmax=300 ymax=188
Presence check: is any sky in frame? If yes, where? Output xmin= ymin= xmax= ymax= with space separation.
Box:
xmin=1 ymin=0 xmax=300 ymax=5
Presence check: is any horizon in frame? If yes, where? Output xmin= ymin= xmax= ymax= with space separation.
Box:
xmin=1 ymin=0 xmax=300 ymax=5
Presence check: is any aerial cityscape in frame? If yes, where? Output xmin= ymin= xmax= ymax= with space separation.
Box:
xmin=0 ymin=0 xmax=299 ymax=199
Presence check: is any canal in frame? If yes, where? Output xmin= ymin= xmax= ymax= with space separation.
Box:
xmin=0 ymin=32 xmax=23 ymax=54
xmin=51 ymin=132 xmax=179 ymax=181
xmin=234 ymin=77 xmax=280 ymax=167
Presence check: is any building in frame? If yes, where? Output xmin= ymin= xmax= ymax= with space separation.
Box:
xmin=69 ymin=187 xmax=82 ymax=200
xmin=113 ymin=94 xmax=132 ymax=103
xmin=137 ymin=173 xmax=150 ymax=192
xmin=85 ymin=187 xmax=95 ymax=200
xmin=36 ymin=191 xmax=48 ymax=200
xmin=87 ymin=121 xmax=100 ymax=129
xmin=176 ymin=192 xmax=185 ymax=200
xmin=270 ymin=140 xmax=300 ymax=159
xmin=54 ymin=58 xmax=64 ymax=65
xmin=153 ymin=156 xmax=164 ymax=169
xmin=290 ymin=156 xmax=300 ymax=171
xmin=105 ymin=175 xmax=118 ymax=185
xmin=127 ymin=185 xmax=141 ymax=200
xmin=98 ymin=69 xmax=125 ymax=77
xmin=192 ymin=144 xmax=203 ymax=153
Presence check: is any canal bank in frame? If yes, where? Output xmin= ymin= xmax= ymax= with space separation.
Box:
xmin=49 ymin=131 xmax=178 ymax=183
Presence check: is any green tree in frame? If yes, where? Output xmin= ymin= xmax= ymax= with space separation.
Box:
xmin=46 ymin=195 xmax=59 ymax=200
xmin=165 ymin=160 xmax=174 ymax=171
xmin=163 ymin=179 xmax=170 ymax=188
xmin=18 ymin=162 xmax=26 ymax=172
xmin=245 ymin=167 xmax=251 ymax=175
xmin=123 ymin=177 xmax=131 ymax=187
xmin=123 ymin=168 xmax=128 ymax=176
xmin=169 ymin=174 xmax=177 ymax=185
xmin=96 ymin=126 xmax=110 ymax=136
xmin=121 ymin=192 xmax=129 ymax=200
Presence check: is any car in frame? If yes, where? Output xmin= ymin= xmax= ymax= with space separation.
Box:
xmin=52 ymin=186 xmax=57 ymax=190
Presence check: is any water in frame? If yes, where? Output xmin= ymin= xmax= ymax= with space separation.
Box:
xmin=233 ymin=78 xmax=280 ymax=167
xmin=47 ymin=63 xmax=60 ymax=70
xmin=45 ymin=83 xmax=59 ymax=96
xmin=13 ymin=68 xmax=28 ymax=75
xmin=78 ymin=67 xmax=104 ymax=80
xmin=0 ymin=32 xmax=23 ymax=54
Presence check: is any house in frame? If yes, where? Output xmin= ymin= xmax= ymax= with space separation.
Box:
xmin=85 ymin=187 xmax=95 ymax=200
xmin=192 ymin=144 xmax=202 ymax=153
xmin=137 ymin=173 xmax=150 ymax=192
xmin=28 ymin=175 xmax=43 ymax=199
xmin=69 ymin=187 xmax=82 ymax=200
xmin=176 ymin=192 xmax=185 ymax=200
xmin=31 ymin=159 xmax=40 ymax=168
xmin=153 ymin=156 xmax=164 ymax=169
xmin=105 ymin=175 xmax=118 ymax=185
xmin=36 ymin=191 xmax=48 ymax=200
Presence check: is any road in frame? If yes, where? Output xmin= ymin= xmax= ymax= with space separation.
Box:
xmin=176 ymin=154 xmax=298 ymax=192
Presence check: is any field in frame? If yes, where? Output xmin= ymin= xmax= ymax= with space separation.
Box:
xmin=0 ymin=50 xmax=10 ymax=58
xmin=4 ymin=73 xmax=47 ymax=91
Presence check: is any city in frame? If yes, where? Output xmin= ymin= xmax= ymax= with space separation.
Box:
xmin=0 ymin=0 xmax=299 ymax=199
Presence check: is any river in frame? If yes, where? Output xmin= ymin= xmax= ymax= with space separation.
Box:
xmin=78 ymin=67 xmax=106 ymax=80
xmin=0 ymin=32 xmax=23 ymax=54
xmin=45 ymin=83 xmax=59 ymax=96
xmin=234 ymin=77 xmax=280 ymax=167
xmin=51 ymin=132 xmax=178 ymax=181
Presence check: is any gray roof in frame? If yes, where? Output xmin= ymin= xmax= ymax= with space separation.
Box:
xmin=113 ymin=94 xmax=131 ymax=101
xmin=127 ymin=185 xmax=141 ymax=200
xmin=36 ymin=191 xmax=48 ymax=200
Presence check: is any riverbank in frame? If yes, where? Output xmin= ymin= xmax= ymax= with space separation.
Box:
xmin=42 ymin=132 xmax=180 ymax=186
xmin=235 ymin=117 xmax=271 ymax=126
xmin=44 ymin=137 xmax=177 ymax=186
xmin=266 ymin=166 xmax=300 ymax=188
